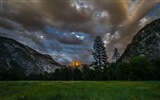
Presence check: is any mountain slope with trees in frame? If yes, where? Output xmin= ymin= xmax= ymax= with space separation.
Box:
xmin=0 ymin=36 xmax=61 ymax=79
xmin=119 ymin=18 xmax=160 ymax=62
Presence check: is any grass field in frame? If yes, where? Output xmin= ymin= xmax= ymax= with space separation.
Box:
xmin=0 ymin=81 xmax=160 ymax=100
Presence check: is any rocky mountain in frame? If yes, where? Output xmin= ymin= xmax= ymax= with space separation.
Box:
xmin=120 ymin=18 xmax=160 ymax=61
xmin=0 ymin=36 xmax=61 ymax=75
xmin=69 ymin=60 xmax=83 ymax=67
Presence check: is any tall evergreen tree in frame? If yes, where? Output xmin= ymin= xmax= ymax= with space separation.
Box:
xmin=112 ymin=48 xmax=120 ymax=62
xmin=92 ymin=36 xmax=108 ymax=71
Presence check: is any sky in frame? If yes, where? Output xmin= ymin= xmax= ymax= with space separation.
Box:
xmin=0 ymin=0 xmax=160 ymax=65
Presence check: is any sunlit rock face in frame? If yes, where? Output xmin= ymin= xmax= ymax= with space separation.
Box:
xmin=120 ymin=18 xmax=160 ymax=62
xmin=0 ymin=36 xmax=62 ymax=75
xmin=69 ymin=60 xmax=83 ymax=68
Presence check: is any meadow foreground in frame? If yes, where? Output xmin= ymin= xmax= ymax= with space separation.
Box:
xmin=0 ymin=81 xmax=160 ymax=100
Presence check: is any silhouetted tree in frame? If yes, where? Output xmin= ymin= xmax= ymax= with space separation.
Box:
xmin=112 ymin=48 xmax=120 ymax=62
xmin=53 ymin=69 xmax=60 ymax=80
xmin=107 ymin=63 xmax=117 ymax=80
xmin=92 ymin=36 xmax=109 ymax=71
xmin=82 ymin=65 xmax=95 ymax=80
xmin=128 ymin=57 xmax=154 ymax=80
xmin=73 ymin=68 xmax=82 ymax=80
xmin=151 ymin=57 xmax=160 ymax=80
xmin=115 ymin=62 xmax=130 ymax=80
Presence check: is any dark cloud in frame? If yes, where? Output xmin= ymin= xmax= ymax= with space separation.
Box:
xmin=94 ymin=0 xmax=128 ymax=25
xmin=0 ymin=0 xmax=160 ymax=64
xmin=0 ymin=18 xmax=16 ymax=30
xmin=17 ymin=29 xmax=48 ymax=52
xmin=2 ymin=1 xmax=47 ymax=31
xmin=48 ymin=40 xmax=62 ymax=52
xmin=37 ymin=0 xmax=95 ymax=33
xmin=40 ymin=1 xmax=91 ymax=23
xmin=1 ymin=0 xmax=94 ymax=33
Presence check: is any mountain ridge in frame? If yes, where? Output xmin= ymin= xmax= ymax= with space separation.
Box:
xmin=0 ymin=36 xmax=62 ymax=75
xmin=119 ymin=18 xmax=160 ymax=61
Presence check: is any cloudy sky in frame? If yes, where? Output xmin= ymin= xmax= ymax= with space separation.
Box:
xmin=0 ymin=0 xmax=160 ymax=65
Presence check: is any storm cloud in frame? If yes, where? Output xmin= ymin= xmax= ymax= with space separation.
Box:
xmin=0 ymin=0 xmax=160 ymax=64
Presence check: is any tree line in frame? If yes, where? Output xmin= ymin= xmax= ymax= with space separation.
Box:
xmin=1 ymin=56 xmax=159 ymax=81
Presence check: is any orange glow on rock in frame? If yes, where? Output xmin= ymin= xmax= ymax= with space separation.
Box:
xmin=69 ymin=60 xmax=83 ymax=67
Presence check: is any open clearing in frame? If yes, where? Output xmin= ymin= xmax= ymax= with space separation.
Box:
xmin=0 ymin=81 xmax=160 ymax=100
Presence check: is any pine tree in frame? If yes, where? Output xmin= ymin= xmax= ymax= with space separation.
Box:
xmin=92 ymin=36 xmax=108 ymax=71
xmin=112 ymin=48 xmax=120 ymax=62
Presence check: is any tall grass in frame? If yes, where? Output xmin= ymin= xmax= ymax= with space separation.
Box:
xmin=0 ymin=81 xmax=160 ymax=100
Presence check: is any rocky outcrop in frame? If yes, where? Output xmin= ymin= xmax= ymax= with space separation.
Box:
xmin=69 ymin=60 xmax=83 ymax=67
xmin=120 ymin=18 xmax=160 ymax=61
xmin=0 ymin=36 xmax=61 ymax=75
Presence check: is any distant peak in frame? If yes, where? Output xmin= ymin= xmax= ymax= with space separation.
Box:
xmin=69 ymin=60 xmax=83 ymax=67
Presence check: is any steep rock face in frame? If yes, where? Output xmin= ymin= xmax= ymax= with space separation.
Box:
xmin=120 ymin=18 xmax=160 ymax=61
xmin=69 ymin=60 xmax=83 ymax=67
xmin=0 ymin=36 xmax=61 ymax=75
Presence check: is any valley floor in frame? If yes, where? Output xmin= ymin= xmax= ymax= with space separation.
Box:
xmin=0 ymin=81 xmax=160 ymax=100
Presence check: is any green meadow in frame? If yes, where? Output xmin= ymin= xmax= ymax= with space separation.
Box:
xmin=0 ymin=81 xmax=160 ymax=100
